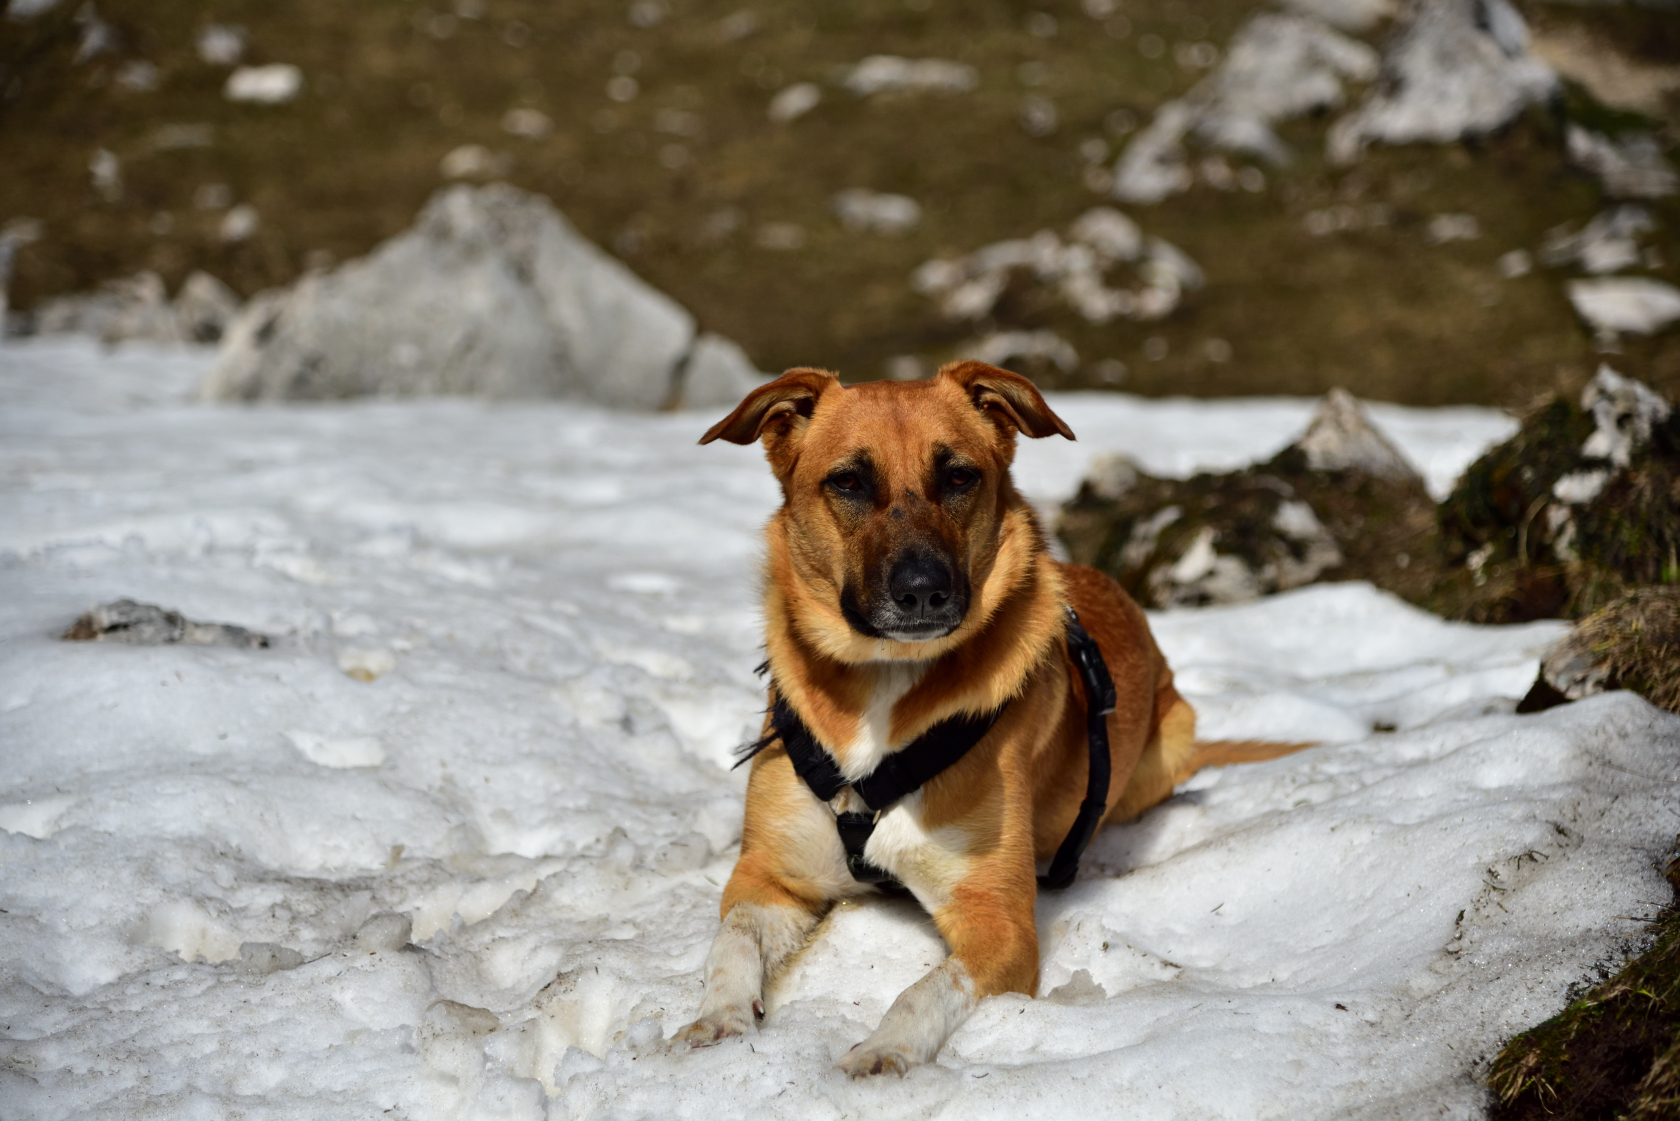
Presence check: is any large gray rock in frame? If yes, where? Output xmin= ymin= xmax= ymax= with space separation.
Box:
xmin=1327 ymin=0 xmax=1557 ymax=163
xmin=200 ymin=184 xmax=761 ymax=409
xmin=1113 ymin=13 xmax=1378 ymax=203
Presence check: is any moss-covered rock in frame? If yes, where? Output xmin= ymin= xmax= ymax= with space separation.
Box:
xmin=1057 ymin=388 xmax=1440 ymax=608
xmin=1440 ymin=365 xmax=1680 ymax=619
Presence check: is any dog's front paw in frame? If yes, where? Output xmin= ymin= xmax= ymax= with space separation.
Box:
xmin=839 ymin=1040 xmax=916 ymax=1078
xmin=672 ymin=999 xmax=762 ymax=1048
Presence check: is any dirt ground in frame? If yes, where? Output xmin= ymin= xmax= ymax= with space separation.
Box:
xmin=2 ymin=0 xmax=1677 ymax=406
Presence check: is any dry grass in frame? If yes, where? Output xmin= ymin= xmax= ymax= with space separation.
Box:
xmin=1 ymin=0 xmax=1676 ymax=404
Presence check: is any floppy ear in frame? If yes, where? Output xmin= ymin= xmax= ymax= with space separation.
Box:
xmin=699 ymin=367 xmax=839 ymax=446
xmin=937 ymin=360 xmax=1076 ymax=440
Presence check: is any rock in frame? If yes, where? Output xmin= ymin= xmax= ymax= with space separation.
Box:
xmin=236 ymin=942 xmax=306 ymax=976
xmin=1440 ymin=368 xmax=1680 ymax=619
xmin=200 ymin=184 xmax=761 ymax=409
xmin=501 ymin=107 xmax=552 ymax=139
xmin=1277 ymin=0 xmax=1399 ymax=33
xmin=842 ymin=56 xmax=978 ymax=97
xmin=63 ymin=600 xmax=270 ymax=648
xmin=1193 ymin=14 xmax=1379 ymax=162
xmin=1541 ymin=206 xmax=1654 ymax=276
xmin=1327 ymin=0 xmax=1556 ymax=164
xmin=768 ymin=82 xmax=821 ymax=123
xmin=1566 ymin=277 xmax=1680 ymax=339
xmin=1058 ymin=388 xmax=1432 ymax=609
xmin=196 ymin=25 xmax=245 ymax=67
xmin=1113 ymin=14 xmax=1377 ymax=203
xmin=224 ymin=64 xmax=303 ymax=104
xmin=675 ymin=333 xmax=767 ymax=409
xmin=173 ymin=271 xmax=241 ymax=343
xmin=1566 ymin=127 xmax=1678 ymax=201
xmin=1111 ymin=101 xmax=1198 ymax=205
xmin=958 ymin=330 xmax=1079 ymax=375
xmin=911 ymin=207 xmax=1201 ymax=324
xmin=354 ymin=912 xmax=413 ymax=953
xmin=1579 ymin=364 xmax=1672 ymax=471
xmin=440 ymin=144 xmax=512 ymax=180
xmin=831 ymin=189 xmax=921 ymax=235
xmin=1293 ymin=387 xmax=1422 ymax=480
xmin=27 ymin=269 xmax=241 ymax=344
xmin=1517 ymin=588 xmax=1680 ymax=715
xmin=1425 ymin=213 xmax=1480 ymax=244
xmin=219 ymin=204 xmax=259 ymax=243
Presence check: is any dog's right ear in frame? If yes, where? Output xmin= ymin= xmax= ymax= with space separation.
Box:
xmin=699 ymin=368 xmax=838 ymax=447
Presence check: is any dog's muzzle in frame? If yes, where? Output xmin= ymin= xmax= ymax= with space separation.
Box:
xmin=870 ymin=550 xmax=966 ymax=641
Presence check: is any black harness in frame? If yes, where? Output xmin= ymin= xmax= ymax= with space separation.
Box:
xmin=745 ymin=608 xmax=1118 ymax=893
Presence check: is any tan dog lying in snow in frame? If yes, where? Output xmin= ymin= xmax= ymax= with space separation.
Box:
xmin=676 ymin=361 xmax=1303 ymax=1076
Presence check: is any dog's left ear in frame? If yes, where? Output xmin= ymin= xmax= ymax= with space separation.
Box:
xmin=938 ymin=360 xmax=1076 ymax=441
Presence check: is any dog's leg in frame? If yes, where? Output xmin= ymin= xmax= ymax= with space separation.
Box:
xmin=674 ymin=899 xmax=818 ymax=1047
xmin=839 ymin=891 xmax=1037 ymax=1078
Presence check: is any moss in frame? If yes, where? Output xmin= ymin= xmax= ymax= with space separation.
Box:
xmin=1435 ymin=400 xmax=1680 ymax=621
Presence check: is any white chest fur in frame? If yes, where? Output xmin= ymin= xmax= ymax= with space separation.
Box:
xmin=827 ymin=661 xmax=972 ymax=912
xmin=836 ymin=660 xmax=925 ymax=782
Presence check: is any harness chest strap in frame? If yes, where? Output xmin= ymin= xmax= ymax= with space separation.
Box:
xmin=761 ymin=606 xmax=1118 ymax=892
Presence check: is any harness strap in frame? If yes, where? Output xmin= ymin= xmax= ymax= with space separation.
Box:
xmin=772 ymin=693 xmax=1001 ymax=888
xmin=1039 ymin=607 xmax=1118 ymax=890
xmin=762 ymin=606 xmax=1117 ymax=892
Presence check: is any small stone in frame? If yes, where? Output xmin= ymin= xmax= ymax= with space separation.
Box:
xmin=1567 ymin=278 xmax=1680 ymax=339
xmin=842 ymin=56 xmax=978 ymax=97
xmin=768 ymin=82 xmax=820 ymax=123
xmin=236 ymin=942 xmax=306 ymax=975
xmin=354 ymin=911 xmax=413 ymax=952
xmin=831 ymin=189 xmax=921 ymax=235
xmin=337 ymin=648 xmax=396 ymax=681
xmin=224 ymin=64 xmax=303 ymax=105
xmin=63 ymin=600 xmax=269 ymax=648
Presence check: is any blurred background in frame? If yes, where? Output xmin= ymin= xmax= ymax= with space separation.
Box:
xmin=1 ymin=0 xmax=1676 ymax=407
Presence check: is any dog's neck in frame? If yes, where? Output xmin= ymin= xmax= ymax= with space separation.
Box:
xmin=762 ymin=500 xmax=1065 ymax=768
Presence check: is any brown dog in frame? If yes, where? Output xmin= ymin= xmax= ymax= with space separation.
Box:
xmin=676 ymin=361 xmax=1300 ymax=1076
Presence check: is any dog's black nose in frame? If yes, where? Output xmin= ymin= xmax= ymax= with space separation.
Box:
xmin=888 ymin=553 xmax=953 ymax=616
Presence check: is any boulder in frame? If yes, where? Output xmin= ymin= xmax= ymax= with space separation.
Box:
xmin=1327 ymin=0 xmax=1556 ymax=163
xmin=1113 ymin=14 xmax=1377 ymax=203
xmin=1058 ymin=389 xmax=1431 ymax=609
xmin=1440 ymin=366 xmax=1680 ymax=619
xmin=200 ymin=184 xmax=762 ymax=409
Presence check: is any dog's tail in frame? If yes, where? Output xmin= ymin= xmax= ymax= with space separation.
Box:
xmin=1184 ymin=739 xmax=1318 ymax=772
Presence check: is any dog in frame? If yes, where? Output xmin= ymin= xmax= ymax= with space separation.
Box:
xmin=676 ymin=360 xmax=1305 ymax=1076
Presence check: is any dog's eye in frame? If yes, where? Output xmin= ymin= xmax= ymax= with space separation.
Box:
xmin=947 ymin=468 xmax=978 ymax=490
xmin=828 ymin=472 xmax=864 ymax=493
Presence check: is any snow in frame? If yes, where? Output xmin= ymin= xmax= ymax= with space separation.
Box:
xmin=1 ymin=337 xmax=1675 ymax=1120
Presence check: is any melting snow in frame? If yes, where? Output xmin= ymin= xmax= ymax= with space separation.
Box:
xmin=1 ymin=338 xmax=1675 ymax=1119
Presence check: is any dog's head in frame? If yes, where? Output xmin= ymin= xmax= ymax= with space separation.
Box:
xmin=701 ymin=361 xmax=1074 ymax=659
